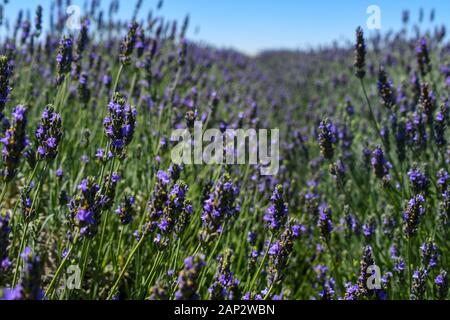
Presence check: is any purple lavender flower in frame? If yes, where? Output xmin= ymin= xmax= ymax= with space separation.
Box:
xmin=100 ymin=172 xmax=121 ymax=210
xmin=119 ymin=21 xmax=139 ymax=65
xmin=157 ymin=170 xmax=170 ymax=185
xmin=357 ymin=245 xmax=377 ymax=298
xmin=0 ymin=213 xmax=11 ymax=273
xmin=95 ymin=148 xmax=113 ymax=163
xmin=264 ymin=184 xmax=288 ymax=231
xmin=55 ymin=36 xmax=73 ymax=85
xmin=149 ymin=281 xmax=169 ymax=300
xmin=378 ymin=67 xmax=396 ymax=109
xmin=145 ymin=169 xmax=172 ymax=233
xmin=344 ymin=283 xmax=359 ymax=300
xmin=267 ymin=223 xmax=301 ymax=285
xmin=78 ymin=72 xmax=91 ymax=106
xmin=168 ymin=164 xmax=182 ymax=182
xmin=0 ymin=55 xmax=12 ymax=112
xmin=408 ymin=166 xmax=429 ymax=194
xmin=319 ymin=278 xmax=335 ymax=300
xmin=317 ymin=118 xmax=336 ymax=160
xmin=362 ymin=216 xmax=377 ymax=241
xmin=0 ymin=285 xmax=23 ymax=300
xmin=434 ymin=101 xmax=448 ymax=147
xmin=371 ymin=145 xmax=391 ymax=180
xmin=75 ymin=20 xmax=89 ymax=59
xmin=1 ymin=105 xmax=28 ymax=181
xmin=115 ymin=195 xmax=135 ymax=225
xmin=416 ymin=37 xmax=431 ymax=77
xmin=344 ymin=208 xmax=360 ymax=237
xmin=35 ymin=105 xmax=62 ymax=160
xmin=394 ymin=257 xmax=406 ymax=275
xmin=435 ymin=270 xmax=448 ymax=300
xmin=68 ymin=177 xmax=109 ymax=238
xmin=354 ymin=27 xmax=366 ymax=79
xmin=20 ymin=20 xmax=31 ymax=45
xmin=103 ymin=92 xmax=137 ymax=158
xmin=419 ymin=83 xmax=436 ymax=123
xmin=420 ymin=240 xmax=439 ymax=269
xmin=411 ymin=268 xmax=427 ymax=300
xmin=3 ymin=248 xmax=44 ymax=300
xmin=153 ymin=181 xmax=192 ymax=248
xmin=440 ymin=188 xmax=450 ymax=229
xmin=436 ymin=169 xmax=449 ymax=192
xmin=200 ymin=172 xmax=239 ymax=243
xmin=403 ymin=194 xmax=426 ymax=238
xmin=209 ymin=250 xmax=240 ymax=300
xmin=318 ymin=205 xmax=333 ymax=240
xmin=175 ymin=254 xmax=205 ymax=300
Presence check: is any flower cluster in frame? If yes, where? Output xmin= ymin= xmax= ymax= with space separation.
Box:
xmin=35 ymin=105 xmax=62 ymax=160
xmin=209 ymin=249 xmax=240 ymax=300
xmin=419 ymin=83 xmax=436 ymax=123
xmin=318 ymin=205 xmax=333 ymax=241
xmin=420 ymin=240 xmax=439 ymax=269
xmin=68 ymin=176 xmax=114 ymax=238
xmin=1 ymin=105 xmax=29 ymax=181
xmin=317 ymin=118 xmax=336 ymax=160
xmin=434 ymin=102 xmax=448 ymax=147
xmin=175 ymin=254 xmax=205 ymax=300
xmin=434 ymin=270 xmax=448 ymax=300
xmin=199 ymin=172 xmax=240 ymax=243
xmin=99 ymin=172 xmax=121 ymax=210
xmin=356 ymin=245 xmax=384 ymax=299
xmin=115 ymin=195 xmax=135 ymax=225
xmin=103 ymin=92 xmax=137 ymax=158
xmin=77 ymin=72 xmax=91 ymax=106
xmin=55 ymin=36 xmax=73 ymax=84
xmin=1 ymin=248 xmax=43 ymax=300
xmin=403 ymin=194 xmax=426 ymax=238
xmin=263 ymin=184 xmax=288 ymax=231
xmin=416 ymin=37 xmax=431 ymax=77
xmin=410 ymin=268 xmax=428 ymax=300
xmin=0 ymin=213 xmax=11 ymax=273
xmin=440 ymin=188 xmax=450 ymax=230
xmin=34 ymin=5 xmax=43 ymax=37
xmin=353 ymin=27 xmax=366 ymax=79
xmin=119 ymin=22 xmax=139 ymax=65
xmin=370 ymin=146 xmax=391 ymax=181
xmin=377 ymin=68 xmax=396 ymax=109
xmin=154 ymin=181 xmax=192 ymax=249
xmin=407 ymin=166 xmax=429 ymax=194
xmin=267 ymin=223 xmax=302 ymax=285
xmin=0 ymin=55 xmax=12 ymax=112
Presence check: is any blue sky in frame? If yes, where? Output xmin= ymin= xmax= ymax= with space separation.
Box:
xmin=2 ymin=0 xmax=449 ymax=55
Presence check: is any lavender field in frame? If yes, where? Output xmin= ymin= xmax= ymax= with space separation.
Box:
xmin=0 ymin=0 xmax=448 ymax=300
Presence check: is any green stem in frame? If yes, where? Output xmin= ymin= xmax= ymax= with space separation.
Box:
xmin=407 ymin=237 xmax=413 ymax=298
xmin=108 ymin=233 xmax=146 ymax=300
xmin=0 ymin=182 xmax=7 ymax=205
xmin=12 ymin=221 xmax=30 ymax=287
xmin=247 ymin=234 xmax=273 ymax=292
xmin=46 ymin=232 xmax=80 ymax=299
xmin=360 ymin=79 xmax=401 ymax=183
